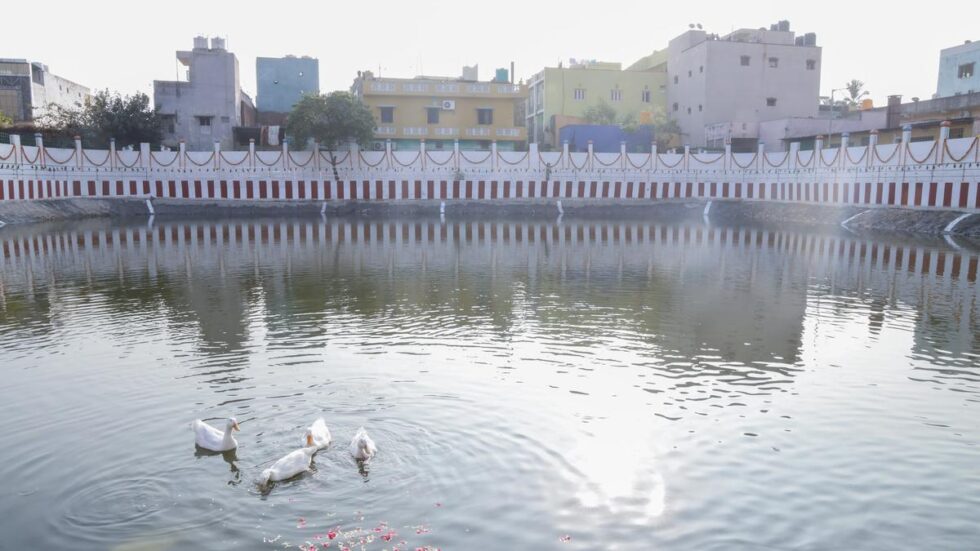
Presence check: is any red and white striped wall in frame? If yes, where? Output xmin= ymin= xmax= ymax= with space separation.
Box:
xmin=1 ymin=176 xmax=979 ymax=210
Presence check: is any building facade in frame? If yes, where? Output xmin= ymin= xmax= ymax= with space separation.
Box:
xmin=256 ymin=55 xmax=319 ymax=123
xmin=937 ymin=40 xmax=980 ymax=98
xmin=0 ymin=59 xmax=89 ymax=123
xmin=153 ymin=37 xmax=252 ymax=150
xmin=352 ymin=69 xmax=527 ymax=151
xmin=769 ymin=92 xmax=980 ymax=150
xmin=667 ymin=21 xmax=822 ymax=149
xmin=525 ymin=57 xmax=668 ymax=149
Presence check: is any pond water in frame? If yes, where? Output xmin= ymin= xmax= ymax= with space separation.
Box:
xmin=0 ymin=217 xmax=978 ymax=550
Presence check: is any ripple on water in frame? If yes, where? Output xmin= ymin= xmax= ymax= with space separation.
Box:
xmin=47 ymin=467 xmax=233 ymax=547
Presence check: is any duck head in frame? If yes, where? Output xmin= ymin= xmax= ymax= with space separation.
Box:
xmin=226 ymin=418 xmax=241 ymax=432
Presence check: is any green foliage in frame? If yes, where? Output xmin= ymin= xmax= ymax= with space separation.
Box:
xmin=285 ymin=92 xmax=376 ymax=151
xmin=38 ymin=90 xmax=161 ymax=148
xmin=844 ymin=79 xmax=869 ymax=105
xmin=0 ymin=110 xmax=11 ymax=128
xmin=647 ymin=107 xmax=681 ymax=150
xmin=619 ymin=112 xmax=639 ymax=133
xmin=583 ymin=100 xmax=617 ymax=125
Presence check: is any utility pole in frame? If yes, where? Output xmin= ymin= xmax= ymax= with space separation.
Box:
xmin=828 ymin=87 xmax=847 ymax=142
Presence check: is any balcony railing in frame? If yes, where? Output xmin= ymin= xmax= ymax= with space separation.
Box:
xmin=364 ymin=80 xmax=526 ymax=98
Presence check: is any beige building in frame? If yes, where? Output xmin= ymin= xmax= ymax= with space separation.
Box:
xmin=351 ymin=69 xmax=527 ymax=151
xmin=0 ymin=59 xmax=90 ymax=123
xmin=665 ymin=21 xmax=822 ymax=150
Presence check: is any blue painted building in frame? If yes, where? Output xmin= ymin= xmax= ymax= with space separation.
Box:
xmin=256 ymin=56 xmax=319 ymax=114
xmin=937 ymin=41 xmax=980 ymax=98
xmin=559 ymin=124 xmax=656 ymax=153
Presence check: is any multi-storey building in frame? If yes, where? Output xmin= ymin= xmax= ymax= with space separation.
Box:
xmin=525 ymin=56 xmax=668 ymax=149
xmin=153 ymin=37 xmax=255 ymax=150
xmin=937 ymin=40 xmax=980 ymax=98
xmin=351 ymin=69 xmax=527 ymax=151
xmin=256 ymin=55 xmax=319 ymax=124
xmin=0 ymin=59 xmax=89 ymax=123
xmin=666 ymin=21 xmax=822 ymax=150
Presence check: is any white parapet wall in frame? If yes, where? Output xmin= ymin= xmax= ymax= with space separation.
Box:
xmin=1 ymin=136 xmax=979 ymax=210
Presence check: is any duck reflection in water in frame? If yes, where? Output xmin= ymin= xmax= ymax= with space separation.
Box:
xmin=194 ymin=447 xmax=242 ymax=485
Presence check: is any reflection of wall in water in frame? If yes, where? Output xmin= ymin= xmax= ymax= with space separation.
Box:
xmin=1 ymin=221 xmax=977 ymax=366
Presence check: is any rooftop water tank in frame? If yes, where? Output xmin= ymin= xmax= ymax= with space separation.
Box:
xmin=494 ymin=68 xmax=509 ymax=83
xmin=211 ymin=37 xmax=226 ymax=50
xmin=193 ymin=36 xmax=208 ymax=49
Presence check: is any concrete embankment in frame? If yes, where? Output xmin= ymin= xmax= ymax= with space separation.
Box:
xmin=0 ymin=197 xmax=149 ymax=224
xmin=1 ymin=197 xmax=979 ymax=238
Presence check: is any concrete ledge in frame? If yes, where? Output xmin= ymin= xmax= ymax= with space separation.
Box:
xmin=0 ymin=197 xmax=149 ymax=224
xmin=1 ymin=197 xmax=979 ymax=238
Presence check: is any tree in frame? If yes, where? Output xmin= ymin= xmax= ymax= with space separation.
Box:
xmin=583 ymin=100 xmax=617 ymax=125
xmin=844 ymin=79 xmax=869 ymax=107
xmin=38 ymin=90 xmax=161 ymax=148
xmin=286 ymin=91 xmax=376 ymax=181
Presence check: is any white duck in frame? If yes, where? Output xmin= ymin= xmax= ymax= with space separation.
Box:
xmin=305 ymin=418 xmax=332 ymax=450
xmin=261 ymin=446 xmax=316 ymax=484
xmin=192 ymin=418 xmax=240 ymax=452
xmin=349 ymin=427 xmax=377 ymax=460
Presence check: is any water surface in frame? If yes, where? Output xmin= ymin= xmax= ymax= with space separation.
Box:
xmin=1 ymin=217 xmax=978 ymax=550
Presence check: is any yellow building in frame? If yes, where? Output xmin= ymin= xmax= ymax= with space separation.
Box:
xmin=351 ymin=70 xmax=528 ymax=151
xmin=525 ymin=54 xmax=669 ymax=149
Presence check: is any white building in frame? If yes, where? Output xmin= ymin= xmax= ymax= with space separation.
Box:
xmin=153 ymin=37 xmax=255 ymax=150
xmin=936 ymin=40 xmax=980 ymax=98
xmin=666 ymin=21 xmax=822 ymax=150
xmin=0 ymin=59 xmax=90 ymax=123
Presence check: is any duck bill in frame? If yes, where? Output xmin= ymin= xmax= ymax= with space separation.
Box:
xmin=233 ymin=422 xmax=241 ymax=431
xmin=306 ymin=434 xmax=314 ymax=446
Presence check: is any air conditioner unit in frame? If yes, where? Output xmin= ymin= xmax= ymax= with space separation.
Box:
xmin=441 ymin=100 xmax=456 ymax=111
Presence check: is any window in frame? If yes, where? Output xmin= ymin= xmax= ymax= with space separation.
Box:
xmin=806 ymin=59 xmax=816 ymax=70
xmin=161 ymin=115 xmax=175 ymax=134
xmin=740 ymin=55 xmax=751 ymax=66
xmin=959 ymin=63 xmax=976 ymax=79
xmin=426 ymin=107 xmax=440 ymax=124
xmin=196 ymin=116 xmax=212 ymax=126
xmin=611 ymin=88 xmax=622 ymax=101
xmin=766 ymin=97 xmax=777 ymax=107
xmin=380 ymin=106 xmax=394 ymax=124
xmin=220 ymin=116 xmax=230 ymax=123
xmin=672 ymin=102 xmax=679 ymax=112
xmin=477 ymin=108 xmax=493 ymax=125
xmin=674 ymin=75 xmax=679 ymax=84
xmin=699 ymin=65 xmax=704 ymax=73
xmin=769 ymin=57 xmax=779 ymax=68
xmin=688 ymin=70 xmax=692 ymax=77
xmin=951 ymin=127 xmax=965 ymax=139
xmin=698 ymin=104 xmax=703 ymax=112
xmin=642 ymin=89 xmax=651 ymax=103
xmin=687 ymin=107 xmax=691 ymax=114
xmin=573 ymin=88 xmax=585 ymax=100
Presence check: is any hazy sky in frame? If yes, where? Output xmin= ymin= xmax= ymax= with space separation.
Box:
xmin=7 ymin=0 xmax=977 ymax=106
